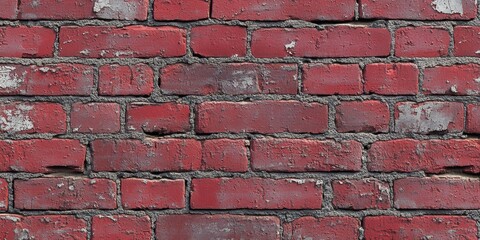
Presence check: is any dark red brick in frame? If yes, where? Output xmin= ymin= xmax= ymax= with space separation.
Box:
xmin=454 ymin=26 xmax=480 ymax=56
xmin=154 ymin=0 xmax=209 ymax=21
xmin=364 ymin=63 xmax=419 ymax=95
xmin=336 ymin=100 xmax=390 ymax=133
xmin=423 ymin=64 xmax=480 ymax=95
xmin=332 ymin=178 xmax=390 ymax=210
xmin=99 ymin=64 xmax=154 ymax=96
xmin=121 ymin=178 xmax=185 ymax=209
xmin=126 ymin=103 xmax=190 ymax=134
xmin=71 ymin=103 xmax=121 ymax=133
xmin=0 ymin=26 xmax=55 ymax=57
xmin=191 ymin=25 xmax=247 ymax=57
xmin=92 ymin=215 xmax=151 ymax=240
xmin=284 ymin=217 xmax=360 ymax=239
xmin=201 ymin=139 xmax=249 ymax=172
xmin=0 ymin=179 xmax=7 ymax=211
xmin=303 ymin=64 xmax=362 ymax=95
xmin=395 ymin=27 xmax=450 ymax=57
xmin=467 ymin=104 xmax=480 ymax=133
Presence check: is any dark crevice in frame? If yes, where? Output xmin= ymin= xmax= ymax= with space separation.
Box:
xmin=46 ymin=165 xmax=83 ymax=174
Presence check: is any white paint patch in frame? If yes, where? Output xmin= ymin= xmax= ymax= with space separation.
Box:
xmin=79 ymin=49 xmax=90 ymax=56
xmin=476 ymin=50 xmax=480 ymax=54
xmin=0 ymin=66 xmax=23 ymax=89
xmin=0 ymin=104 xmax=34 ymax=133
xmin=287 ymin=179 xmax=306 ymax=185
xmin=450 ymin=85 xmax=458 ymax=93
xmin=395 ymin=102 xmax=458 ymax=133
xmin=0 ymin=215 xmax=20 ymax=222
xmin=93 ymin=0 xmax=111 ymax=12
xmin=431 ymin=0 xmax=464 ymax=14
xmin=284 ymin=41 xmax=296 ymax=55
xmin=475 ymin=77 xmax=480 ymax=83
xmin=230 ymin=70 xmax=256 ymax=90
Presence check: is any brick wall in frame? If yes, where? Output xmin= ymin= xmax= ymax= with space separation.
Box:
xmin=1 ymin=0 xmax=480 ymax=239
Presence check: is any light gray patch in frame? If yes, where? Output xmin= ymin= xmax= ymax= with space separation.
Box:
xmin=0 ymin=104 xmax=34 ymax=133
xmin=431 ymin=0 xmax=463 ymax=14
xmin=395 ymin=102 xmax=458 ymax=133
xmin=0 ymin=66 xmax=23 ymax=89
xmin=94 ymin=0 xmax=140 ymax=20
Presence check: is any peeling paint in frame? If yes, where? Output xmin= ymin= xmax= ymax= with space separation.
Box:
xmin=93 ymin=0 xmax=111 ymax=13
xmin=396 ymin=102 xmax=458 ymax=133
xmin=0 ymin=66 xmax=23 ymax=89
xmin=0 ymin=104 xmax=34 ymax=133
xmin=0 ymin=215 xmax=20 ymax=222
xmin=285 ymin=41 xmax=296 ymax=55
xmin=431 ymin=0 xmax=463 ymax=14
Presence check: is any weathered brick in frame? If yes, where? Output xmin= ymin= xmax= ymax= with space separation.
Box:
xmin=154 ymin=0 xmax=209 ymax=21
xmin=252 ymin=26 xmax=390 ymax=58
xmin=336 ymin=101 xmax=390 ymax=133
xmin=19 ymin=0 xmax=148 ymax=20
xmin=99 ymin=64 xmax=154 ymax=96
xmin=302 ymin=64 xmax=362 ymax=95
xmin=467 ymin=104 xmax=480 ymax=133
xmin=0 ymin=102 xmax=66 ymax=134
xmin=251 ymin=138 xmax=362 ymax=172
xmin=196 ymin=101 xmax=328 ymax=134
xmin=91 ymin=138 xmax=202 ymax=172
xmin=190 ymin=178 xmax=322 ymax=209
xmin=14 ymin=178 xmax=116 ymax=210
xmin=0 ymin=64 xmax=94 ymax=96
xmin=71 ymin=103 xmax=121 ymax=133
xmin=212 ymin=0 xmax=355 ymax=21
xmin=59 ymin=26 xmax=186 ymax=58
xmin=283 ymin=217 xmax=360 ymax=239
xmin=454 ymin=26 xmax=480 ymax=57
xmin=0 ymin=179 xmax=7 ymax=211
xmin=423 ymin=64 xmax=480 ymax=95
xmin=0 ymin=215 xmax=88 ymax=240
xmin=364 ymin=216 xmax=477 ymax=239
xmin=394 ymin=101 xmax=464 ymax=134
xmin=191 ymin=25 xmax=247 ymax=57
xmin=92 ymin=215 xmax=151 ymax=240
xmin=359 ymin=0 xmax=477 ymax=20
xmin=364 ymin=63 xmax=419 ymax=95
xmin=155 ymin=215 xmax=280 ymax=240
xmin=160 ymin=63 xmax=297 ymax=95
xmin=126 ymin=103 xmax=190 ymax=134
xmin=0 ymin=26 xmax=55 ymax=57
xmin=0 ymin=139 xmax=85 ymax=173
xmin=121 ymin=178 xmax=185 ymax=209
xmin=332 ymin=178 xmax=390 ymax=210
xmin=0 ymin=0 xmax=17 ymax=19
xmin=395 ymin=27 xmax=450 ymax=57
xmin=201 ymin=139 xmax=249 ymax=172
xmin=395 ymin=177 xmax=480 ymax=209
xmin=368 ymin=139 xmax=480 ymax=173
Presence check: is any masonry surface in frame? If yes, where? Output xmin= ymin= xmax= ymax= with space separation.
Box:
xmin=1 ymin=0 xmax=480 ymax=239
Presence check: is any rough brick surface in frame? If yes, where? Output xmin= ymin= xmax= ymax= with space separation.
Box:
xmin=191 ymin=178 xmax=323 ymax=209
xmin=4 ymin=0 xmax=480 ymax=238
xmin=283 ymin=217 xmax=360 ymax=239
xmin=364 ymin=216 xmax=478 ymax=239
xmin=251 ymin=138 xmax=363 ymax=172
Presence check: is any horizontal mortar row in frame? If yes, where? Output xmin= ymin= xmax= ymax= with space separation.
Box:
xmin=1 ymin=100 xmax=480 ymax=134
xmin=2 ymin=138 xmax=479 ymax=173
xmin=2 ymin=25 xmax=480 ymax=58
xmin=1 ymin=214 xmax=477 ymax=239
xmin=1 ymin=0 xmax=478 ymax=21
xmin=2 ymin=63 xmax=480 ymax=96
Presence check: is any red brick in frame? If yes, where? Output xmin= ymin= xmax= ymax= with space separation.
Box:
xmin=359 ymin=0 xmax=477 ymax=20
xmin=364 ymin=63 xmax=419 ymax=95
xmin=190 ymin=178 xmax=322 ymax=209
xmin=0 ymin=102 xmax=66 ymax=134
xmin=212 ymin=0 xmax=355 ymax=21
xmin=303 ymin=64 xmax=362 ymax=95
xmin=14 ymin=178 xmax=116 ymax=210
xmin=251 ymin=139 xmax=362 ymax=172
xmin=191 ymin=25 xmax=247 ymax=57
xmin=284 ymin=217 xmax=360 ymax=239
xmin=0 ymin=179 xmax=7 ymax=211
xmin=196 ymin=101 xmax=328 ymax=134
xmin=0 ymin=215 xmax=88 ymax=240
xmin=19 ymin=0 xmax=148 ymax=20
xmin=423 ymin=64 xmax=480 ymax=95
xmin=335 ymin=100 xmax=390 ymax=133
xmin=155 ymin=215 xmax=280 ymax=240
xmin=59 ymin=26 xmax=186 ymax=58
xmin=160 ymin=63 xmax=297 ymax=95
xmin=395 ymin=27 xmax=450 ymax=57
xmin=454 ymin=26 xmax=480 ymax=57
xmin=467 ymin=104 xmax=480 ymax=133
xmin=92 ymin=215 xmax=151 ymax=240
xmin=332 ymin=178 xmax=390 ymax=210
xmin=395 ymin=101 xmax=464 ymax=134
xmin=364 ymin=216 xmax=477 ymax=239
xmin=99 ymin=64 xmax=154 ymax=96
xmin=0 ymin=139 xmax=85 ymax=173
xmin=0 ymin=0 xmax=17 ymax=19
xmin=127 ymin=103 xmax=190 ymax=134
xmin=154 ymin=0 xmax=209 ymax=21
xmin=201 ymin=139 xmax=248 ymax=172
xmin=92 ymin=138 xmax=202 ymax=172
xmin=395 ymin=177 xmax=480 ymax=209
xmin=0 ymin=26 xmax=55 ymax=58
xmin=71 ymin=103 xmax=120 ymax=133
xmin=252 ymin=26 xmax=390 ymax=58
xmin=121 ymin=178 xmax=185 ymax=209
xmin=0 ymin=64 xmax=94 ymax=96
xmin=368 ymin=139 xmax=480 ymax=173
